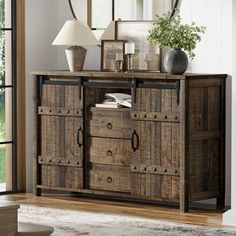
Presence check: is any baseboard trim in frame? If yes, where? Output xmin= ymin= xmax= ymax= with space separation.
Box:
xmin=223 ymin=209 xmax=236 ymax=226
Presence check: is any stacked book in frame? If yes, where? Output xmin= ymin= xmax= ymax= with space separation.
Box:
xmin=95 ymin=93 xmax=131 ymax=108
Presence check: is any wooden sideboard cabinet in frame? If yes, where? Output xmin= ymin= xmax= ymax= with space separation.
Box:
xmin=32 ymin=71 xmax=226 ymax=212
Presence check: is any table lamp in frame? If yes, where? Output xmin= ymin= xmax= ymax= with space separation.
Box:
xmin=52 ymin=0 xmax=98 ymax=71
xmin=99 ymin=21 xmax=115 ymax=43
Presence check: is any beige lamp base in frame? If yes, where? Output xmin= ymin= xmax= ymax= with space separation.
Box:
xmin=65 ymin=46 xmax=87 ymax=72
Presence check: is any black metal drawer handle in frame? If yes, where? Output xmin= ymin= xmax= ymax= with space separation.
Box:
xmin=131 ymin=130 xmax=139 ymax=152
xmin=107 ymin=150 xmax=113 ymax=156
xmin=106 ymin=122 xmax=112 ymax=129
xmin=107 ymin=177 xmax=112 ymax=183
xmin=77 ymin=127 xmax=83 ymax=147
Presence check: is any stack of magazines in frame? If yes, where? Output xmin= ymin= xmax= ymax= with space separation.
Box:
xmin=95 ymin=93 xmax=131 ymax=108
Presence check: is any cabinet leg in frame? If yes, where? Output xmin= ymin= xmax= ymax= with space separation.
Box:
xmin=36 ymin=188 xmax=41 ymax=197
xmin=180 ymin=200 xmax=189 ymax=212
xmin=217 ymin=196 xmax=225 ymax=210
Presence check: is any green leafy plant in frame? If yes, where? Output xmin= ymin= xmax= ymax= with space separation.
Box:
xmin=147 ymin=11 xmax=206 ymax=60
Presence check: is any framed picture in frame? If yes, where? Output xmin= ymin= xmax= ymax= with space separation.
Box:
xmin=115 ymin=21 xmax=161 ymax=72
xmin=101 ymin=40 xmax=126 ymax=71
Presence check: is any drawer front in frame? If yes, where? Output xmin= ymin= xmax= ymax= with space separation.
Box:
xmin=87 ymin=137 xmax=131 ymax=166
xmin=88 ymin=164 xmax=130 ymax=193
xmin=88 ymin=108 xmax=132 ymax=139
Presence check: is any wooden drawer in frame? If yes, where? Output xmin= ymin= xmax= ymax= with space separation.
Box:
xmin=88 ymin=164 xmax=130 ymax=193
xmin=88 ymin=108 xmax=133 ymax=139
xmin=87 ymin=137 xmax=131 ymax=166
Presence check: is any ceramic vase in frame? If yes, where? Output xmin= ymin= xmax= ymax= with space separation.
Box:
xmin=164 ymin=48 xmax=188 ymax=74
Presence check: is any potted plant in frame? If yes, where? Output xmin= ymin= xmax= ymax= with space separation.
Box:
xmin=147 ymin=11 xmax=206 ymax=74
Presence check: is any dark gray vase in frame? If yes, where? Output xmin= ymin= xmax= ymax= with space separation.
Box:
xmin=164 ymin=49 xmax=188 ymax=74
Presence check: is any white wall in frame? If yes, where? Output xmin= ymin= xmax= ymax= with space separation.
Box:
xmin=223 ymin=0 xmax=236 ymax=226
xmin=180 ymin=0 xmax=232 ymax=206
xmin=25 ymin=0 xmax=63 ymax=191
xmin=181 ymin=0 xmax=232 ymax=74
xmin=231 ymin=0 xmax=236 ymax=212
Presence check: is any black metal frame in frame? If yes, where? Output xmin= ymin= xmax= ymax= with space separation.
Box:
xmin=41 ymin=77 xmax=180 ymax=105
xmin=68 ymin=0 xmax=77 ymax=20
xmin=171 ymin=0 xmax=181 ymax=18
xmin=0 ymin=0 xmax=17 ymax=195
xmin=35 ymin=75 xmax=45 ymax=196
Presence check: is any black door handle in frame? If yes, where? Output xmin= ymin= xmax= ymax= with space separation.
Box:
xmin=77 ymin=127 xmax=83 ymax=147
xmin=131 ymin=129 xmax=139 ymax=152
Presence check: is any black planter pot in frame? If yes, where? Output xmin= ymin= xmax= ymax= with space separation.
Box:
xmin=163 ymin=48 xmax=188 ymax=74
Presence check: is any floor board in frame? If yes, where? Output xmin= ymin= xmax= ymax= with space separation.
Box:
xmin=0 ymin=193 xmax=234 ymax=230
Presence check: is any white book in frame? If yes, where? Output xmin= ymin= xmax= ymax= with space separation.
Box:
xmin=105 ymin=93 xmax=132 ymax=108
xmin=95 ymin=103 xmax=120 ymax=108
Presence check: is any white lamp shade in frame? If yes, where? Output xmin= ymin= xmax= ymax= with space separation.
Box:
xmin=99 ymin=21 xmax=115 ymax=43
xmin=52 ymin=20 xmax=98 ymax=46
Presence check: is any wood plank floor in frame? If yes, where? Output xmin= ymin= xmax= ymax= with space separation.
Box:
xmin=0 ymin=193 xmax=235 ymax=230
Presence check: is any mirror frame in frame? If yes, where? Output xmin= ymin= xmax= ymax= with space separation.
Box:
xmin=87 ymin=0 xmax=177 ymax=28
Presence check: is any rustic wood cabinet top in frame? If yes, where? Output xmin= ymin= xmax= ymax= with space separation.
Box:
xmin=31 ymin=70 xmax=227 ymax=80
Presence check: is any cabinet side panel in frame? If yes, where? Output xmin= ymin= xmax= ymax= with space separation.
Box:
xmin=188 ymin=78 xmax=224 ymax=201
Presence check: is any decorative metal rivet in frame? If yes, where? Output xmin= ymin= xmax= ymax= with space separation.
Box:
xmin=107 ymin=177 xmax=112 ymax=183
xmin=107 ymin=123 xmax=112 ymax=129
xmin=107 ymin=150 xmax=112 ymax=156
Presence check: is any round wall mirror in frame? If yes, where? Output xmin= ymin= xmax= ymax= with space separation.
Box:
xmin=84 ymin=0 xmax=181 ymax=39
